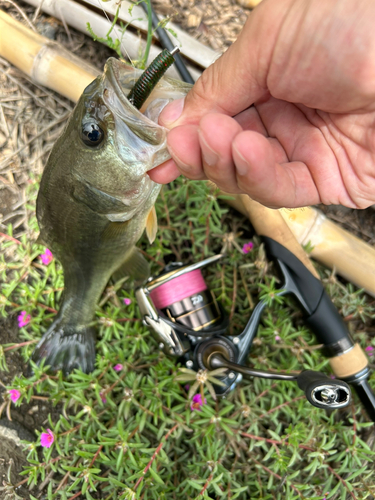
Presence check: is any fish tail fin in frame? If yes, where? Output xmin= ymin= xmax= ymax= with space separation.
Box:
xmin=30 ymin=319 xmax=96 ymax=375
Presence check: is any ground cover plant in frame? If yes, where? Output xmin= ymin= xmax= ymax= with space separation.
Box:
xmin=1 ymin=176 xmax=375 ymax=500
xmin=1 ymin=2 xmax=375 ymax=499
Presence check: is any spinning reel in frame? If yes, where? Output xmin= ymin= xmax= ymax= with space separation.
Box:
xmin=135 ymin=237 xmax=374 ymax=413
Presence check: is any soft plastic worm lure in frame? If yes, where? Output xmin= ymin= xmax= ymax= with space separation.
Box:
xmin=127 ymin=47 xmax=180 ymax=109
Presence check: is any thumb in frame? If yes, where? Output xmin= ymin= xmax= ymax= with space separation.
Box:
xmin=159 ymin=40 xmax=258 ymax=128
xmin=159 ymin=2 xmax=286 ymax=129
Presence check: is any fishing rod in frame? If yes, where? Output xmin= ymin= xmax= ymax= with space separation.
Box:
xmin=139 ymin=0 xmax=195 ymax=84
xmin=135 ymin=238 xmax=375 ymax=418
xmin=127 ymin=44 xmax=375 ymax=419
xmin=126 ymin=1 xmax=194 ymax=110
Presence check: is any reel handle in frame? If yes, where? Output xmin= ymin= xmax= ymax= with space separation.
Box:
xmin=296 ymin=370 xmax=351 ymax=410
xmin=209 ymin=354 xmax=351 ymax=410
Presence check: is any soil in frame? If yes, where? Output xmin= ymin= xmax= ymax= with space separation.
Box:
xmin=0 ymin=315 xmax=63 ymax=499
xmin=1 ymin=0 xmax=375 ymax=498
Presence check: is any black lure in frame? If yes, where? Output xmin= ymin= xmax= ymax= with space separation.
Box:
xmin=127 ymin=47 xmax=179 ymax=110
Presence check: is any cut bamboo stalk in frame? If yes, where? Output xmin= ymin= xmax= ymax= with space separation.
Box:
xmin=221 ymin=193 xmax=320 ymax=278
xmin=0 ymin=9 xmax=99 ymax=102
xmin=22 ymin=0 xmax=203 ymax=81
xmin=224 ymin=192 xmax=375 ymax=296
xmin=279 ymin=206 xmax=375 ymax=297
xmin=1 ymin=10 xmax=375 ymax=296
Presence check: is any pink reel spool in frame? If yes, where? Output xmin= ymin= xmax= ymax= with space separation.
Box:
xmin=149 ymin=267 xmax=221 ymax=331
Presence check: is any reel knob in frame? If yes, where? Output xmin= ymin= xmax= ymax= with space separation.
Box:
xmin=297 ymin=370 xmax=351 ymax=409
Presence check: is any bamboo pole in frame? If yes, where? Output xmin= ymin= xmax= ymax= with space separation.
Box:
xmin=222 ymin=193 xmax=320 ymax=278
xmin=224 ymin=194 xmax=375 ymax=296
xmin=22 ymin=0 xmax=203 ymax=81
xmin=237 ymin=0 xmax=263 ymax=8
xmin=1 ymin=9 xmax=375 ymax=296
xmin=0 ymin=9 xmax=99 ymax=102
xmin=279 ymin=206 xmax=375 ymax=296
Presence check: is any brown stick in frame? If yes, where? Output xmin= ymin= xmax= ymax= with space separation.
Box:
xmin=280 ymin=206 xmax=375 ymax=297
xmin=133 ymin=423 xmax=179 ymax=492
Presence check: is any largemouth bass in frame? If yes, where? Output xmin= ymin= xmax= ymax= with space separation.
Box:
xmin=32 ymin=58 xmax=190 ymax=375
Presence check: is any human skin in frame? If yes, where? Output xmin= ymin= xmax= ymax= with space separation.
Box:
xmin=149 ymin=0 xmax=375 ymax=209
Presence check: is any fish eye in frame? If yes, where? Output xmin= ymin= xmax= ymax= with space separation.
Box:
xmin=81 ymin=121 xmax=104 ymax=147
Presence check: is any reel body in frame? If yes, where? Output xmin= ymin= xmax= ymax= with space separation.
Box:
xmin=135 ymin=243 xmax=358 ymax=413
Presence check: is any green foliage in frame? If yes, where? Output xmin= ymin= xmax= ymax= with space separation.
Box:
xmin=1 ymin=178 xmax=375 ymax=499
xmin=86 ymin=0 xmax=177 ymax=69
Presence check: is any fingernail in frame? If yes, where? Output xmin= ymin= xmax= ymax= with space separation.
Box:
xmin=233 ymin=143 xmax=249 ymax=176
xmin=199 ymin=132 xmax=219 ymax=167
xmin=160 ymin=98 xmax=185 ymax=127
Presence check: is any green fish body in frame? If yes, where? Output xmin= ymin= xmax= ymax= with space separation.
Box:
xmin=32 ymin=58 xmax=191 ymax=374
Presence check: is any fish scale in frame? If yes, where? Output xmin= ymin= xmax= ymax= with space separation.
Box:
xmin=31 ymin=57 xmax=191 ymax=375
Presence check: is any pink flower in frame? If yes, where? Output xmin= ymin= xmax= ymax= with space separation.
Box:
xmin=100 ymin=392 xmax=107 ymax=403
xmin=190 ymin=394 xmax=206 ymax=411
xmin=114 ymin=364 xmax=123 ymax=372
xmin=242 ymin=241 xmax=254 ymax=254
xmin=365 ymin=346 xmax=374 ymax=356
xmin=9 ymin=389 xmax=21 ymax=403
xmin=123 ymin=298 xmax=132 ymax=306
xmin=40 ymin=248 xmax=53 ymax=265
xmin=17 ymin=311 xmax=31 ymax=328
xmin=275 ymin=335 xmax=281 ymax=341
xmin=40 ymin=429 xmax=54 ymax=448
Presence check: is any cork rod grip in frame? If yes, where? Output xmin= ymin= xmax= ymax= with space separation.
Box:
xmin=329 ymin=344 xmax=368 ymax=378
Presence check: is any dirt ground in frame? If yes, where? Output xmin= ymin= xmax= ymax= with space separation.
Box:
xmin=1 ymin=0 xmax=375 ymax=497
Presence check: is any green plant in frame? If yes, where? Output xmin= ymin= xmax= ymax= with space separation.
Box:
xmin=1 ymin=178 xmax=375 ymax=499
xmin=86 ymin=0 xmax=177 ymax=69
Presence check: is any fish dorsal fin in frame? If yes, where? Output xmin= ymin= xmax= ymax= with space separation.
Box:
xmin=146 ymin=206 xmax=158 ymax=244
xmin=112 ymin=247 xmax=150 ymax=285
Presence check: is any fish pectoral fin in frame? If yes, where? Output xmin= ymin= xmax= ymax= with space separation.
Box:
xmin=102 ymin=220 xmax=130 ymax=241
xmin=72 ymin=179 xmax=128 ymax=214
xmin=146 ymin=206 xmax=158 ymax=244
xmin=112 ymin=247 xmax=150 ymax=285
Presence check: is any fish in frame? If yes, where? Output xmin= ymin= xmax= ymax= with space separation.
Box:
xmin=31 ymin=57 xmax=191 ymax=375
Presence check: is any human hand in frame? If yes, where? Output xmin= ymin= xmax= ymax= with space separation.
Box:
xmin=149 ymin=0 xmax=375 ymax=209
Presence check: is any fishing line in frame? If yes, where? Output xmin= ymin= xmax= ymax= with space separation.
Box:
xmin=139 ymin=0 xmax=194 ymax=84
xmin=149 ymin=266 xmax=223 ymax=331
xmin=150 ymin=269 xmax=207 ymax=309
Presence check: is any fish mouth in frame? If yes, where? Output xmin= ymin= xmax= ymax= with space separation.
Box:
xmin=102 ymin=58 xmax=173 ymax=172
xmin=103 ymin=58 xmax=164 ymax=146
xmin=103 ymin=58 xmax=143 ymax=114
